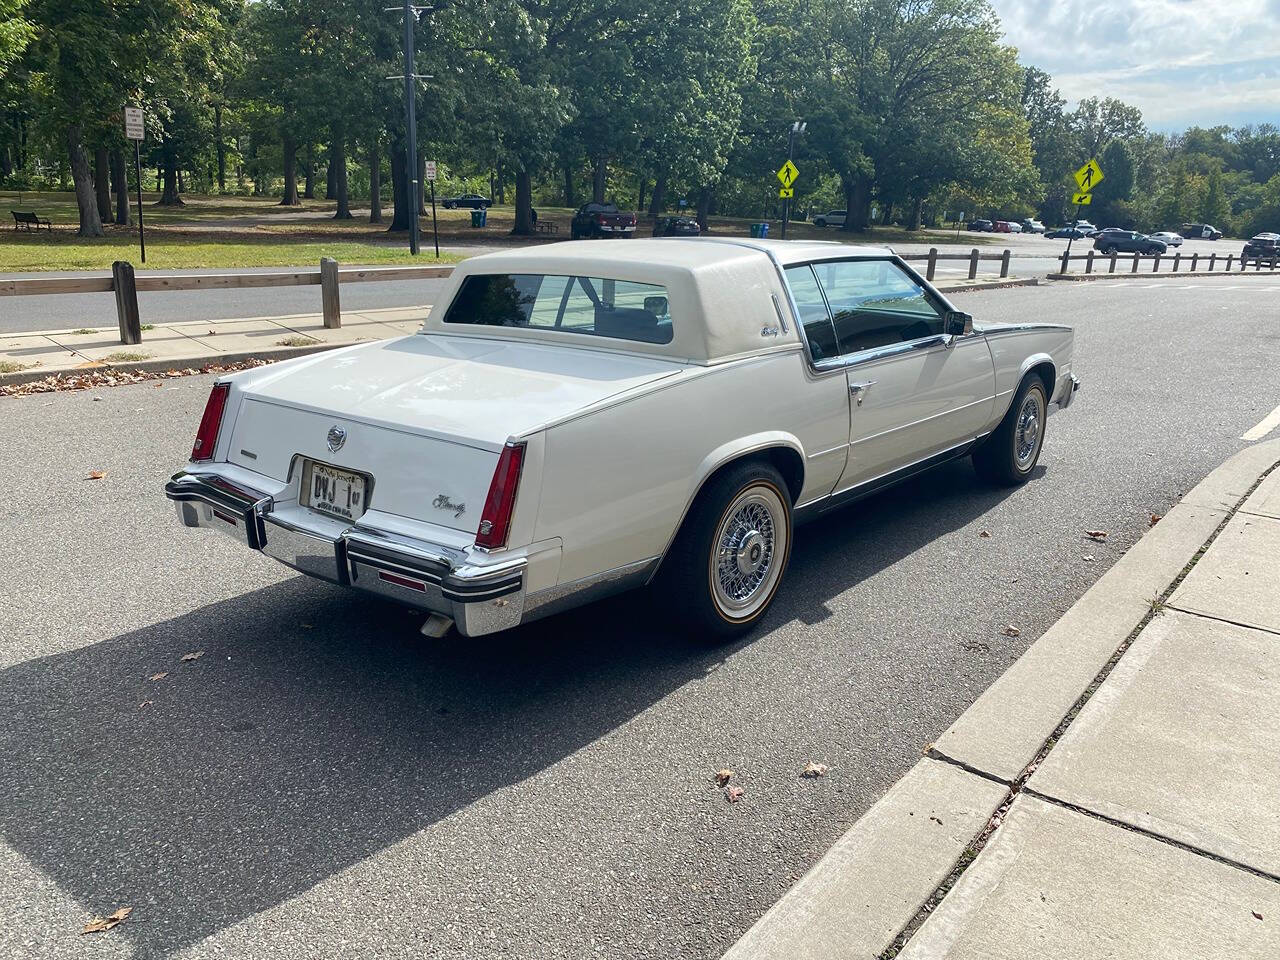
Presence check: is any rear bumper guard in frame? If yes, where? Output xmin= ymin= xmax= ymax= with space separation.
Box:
xmin=165 ymin=470 xmax=526 ymax=636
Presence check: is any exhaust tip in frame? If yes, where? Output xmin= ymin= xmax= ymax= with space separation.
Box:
xmin=420 ymin=613 xmax=455 ymax=639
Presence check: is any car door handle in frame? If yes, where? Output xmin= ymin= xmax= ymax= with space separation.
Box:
xmin=849 ymin=380 xmax=877 ymax=405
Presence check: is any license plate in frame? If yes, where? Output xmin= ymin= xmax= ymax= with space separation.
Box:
xmin=301 ymin=460 xmax=367 ymax=520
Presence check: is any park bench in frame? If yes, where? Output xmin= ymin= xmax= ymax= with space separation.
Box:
xmin=534 ymin=221 xmax=559 ymax=234
xmin=11 ymin=210 xmax=52 ymax=232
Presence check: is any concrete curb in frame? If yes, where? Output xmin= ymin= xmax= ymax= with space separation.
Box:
xmin=1044 ymin=270 xmax=1278 ymax=283
xmin=937 ymin=277 xmax=1039 ymax=293
xmin=0 ymin=340 xmax=349 ymax=388
xmin=720 ymin=436 xmax=1280 ymax=960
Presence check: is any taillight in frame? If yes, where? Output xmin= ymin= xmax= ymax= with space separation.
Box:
xmin=596 ymin=214 xmax=608 ymax=225
xmin=476 ymin=442 xmax=525 ymax=550
xmin=191 ymin=383 xmax=229 ymax=461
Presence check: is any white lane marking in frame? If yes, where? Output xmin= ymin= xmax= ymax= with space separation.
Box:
xmin=1241 ymin=402 xmax=1280 ymax=442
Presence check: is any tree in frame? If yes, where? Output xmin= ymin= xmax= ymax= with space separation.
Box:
xmin=0 ymin=0 xmax=34 ymax=74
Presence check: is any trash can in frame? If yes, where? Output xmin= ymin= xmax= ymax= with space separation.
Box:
xmin=749 ymin=223 xmax=761 ymax=238
xmin=758 ymin=222 xmax=769 ymax=238
xmin=471 ymin=208 xmax=487 ymax=228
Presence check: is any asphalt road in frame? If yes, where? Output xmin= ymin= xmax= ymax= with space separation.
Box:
xmin=0 ymin=234 xmax=1242 ymax=334
xmin=3 ymin=279 xmax=1279 ymax=958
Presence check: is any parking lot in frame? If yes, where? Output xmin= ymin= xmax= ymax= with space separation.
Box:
xmin=3 ymin=277 xmax=1279 ymax=958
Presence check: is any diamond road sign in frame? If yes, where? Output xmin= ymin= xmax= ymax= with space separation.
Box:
xmin=776 ymin=160 xmax=799 ymax=189
xmin=1074 ymin=158 xmax=1104 ymax=192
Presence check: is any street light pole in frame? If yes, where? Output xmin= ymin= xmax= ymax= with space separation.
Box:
xmin=402 ymin=0 xmax=420 ymax=256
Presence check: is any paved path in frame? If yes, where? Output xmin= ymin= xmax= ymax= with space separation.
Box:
xmin=2 ymin=281 xmax=1279 ymax=958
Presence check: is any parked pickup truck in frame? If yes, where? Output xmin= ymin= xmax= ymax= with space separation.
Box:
xmin=570 ymin=202 xmax=637 ymax=239
xmin=166 ymin=239 xmax=1078 ymax=640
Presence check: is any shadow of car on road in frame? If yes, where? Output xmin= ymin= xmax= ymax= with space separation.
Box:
xmin=0 ymin=455 xmax=1033 ymax=955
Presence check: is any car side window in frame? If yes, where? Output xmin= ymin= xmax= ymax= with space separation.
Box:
xmin=810 ymin=259 xmax=944 ymax=355
xmin=783 ymin=265 xmax=839 ymax=361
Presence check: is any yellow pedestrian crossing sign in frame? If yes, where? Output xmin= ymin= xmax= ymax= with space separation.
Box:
xmin=1074 ymin=158 xmax=1104 ymax=192
xmin=778 ymin=187 xmax=794 ymax=199
xmin=776 ymin=160 xmax=799 ymax=189
xmin=1071 ymin=192 xmax=1092 ymax=205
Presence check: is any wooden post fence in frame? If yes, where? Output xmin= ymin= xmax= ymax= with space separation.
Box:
xmin=320 ymin=257 xmax=341 ymax=329
xmin=968 ymin=248 xmax=979 ymax=280
xmin=926 ymin=248 xmax=938 ymax=281
xmin=111 ymin=261 xmax=142 ymax=345
xmin=1000 ymin=249 xmax=1011 ymax=278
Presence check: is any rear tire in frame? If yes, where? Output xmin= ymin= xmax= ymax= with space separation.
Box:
xmin=973 ymin=377 xmax=1048 ymax=486
xmin=661 ymin=461 xmax=793 ymax=642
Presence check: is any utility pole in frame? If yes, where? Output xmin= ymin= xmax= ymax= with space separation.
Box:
xmin=384 ymin=3 xmax=434 ymax=255
xmin=781 ymin=120 xmax=805 ymax=240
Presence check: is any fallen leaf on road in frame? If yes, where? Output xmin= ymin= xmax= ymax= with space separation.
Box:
xmin=978 ymin=530 xmax=990 ymax=539
xmin=1253 ymin=911 xmax=1263 ymax=920
xmin=714 ymin=769 xmax=734 ymax=787
xmin=1150 ymin=513 xmax=1162 ymax=526
xmin=1002 ymin=625 xmax=1021 ymax=637
xmin=148 ymin=672 xmax=168 ymax=681
xmin=929 ymin=815 xmax=943 ymax=825
xmin=725 ymin=785 xmax=744 ymax=803
xmin=801 ymin=762 xmax=829 ymax=778
xmin=1085 ymin=530 xmax=1108 ymax=541
xmin=180 ymin=651 xmax=204 ymax=662
xmin=87 ymin=470 xmax=107 ymax=480
xmin=81 ymin=907 xmax=132 ymax=934
xmin=138 ymin=700 xmax=152 ymax=710
xmin=1082 ymin=554 xmax=1095 ymax=562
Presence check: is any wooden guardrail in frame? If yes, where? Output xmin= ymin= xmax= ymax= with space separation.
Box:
xmin=0 ymin=259 xmax=455 ymax=344
xmin=900 ymin=248 xmax=1013 ymax=281
xmin=1052 ymin=249 xmax=1280 ymax=277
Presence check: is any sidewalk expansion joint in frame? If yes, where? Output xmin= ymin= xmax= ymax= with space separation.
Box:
xmin=1161 ymin=604 xmax=1280 ymax=639
xmin=922 ymin=749 xmax=1013 ymax=788
xmin=877 ymin=457 xmax=1280 ymax=960
xmin=1021 ymin=787 xmax=1280 ymax=886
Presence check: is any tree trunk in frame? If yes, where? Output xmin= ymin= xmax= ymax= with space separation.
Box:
xmin=417 ymin=154 xmax=427 ymax=214
xmin=178 ymin=168 xmax=185 ymax=193
xmin=368 ymin=145 xmax=382 ymax=224
xmin=592 ymin=156 xmax=606 ymax=203
xmin=326 ymin=149 xmax=336 ymax=199
xmin=157 ymin=148 xmax=184 ymax=205
xmin=563 ymin=164 xmax=576 ymax=207
xmin=495 ymin=162 xmax=505 ymax=204
xmin=214 ymin=103 xmax=226 ymax=192
xmin=110 ymin=147 xmax=131 ymax=225
xmin=93 ymin=147 xmax=112 ymax=222
xmin=331 ymin=133 xmax=351 ymax=218
xmin=695 ymin=184 xmax=714 ymax=231
xmin=388 ymin=143 xmax=413 ymax=231
xmin=303 ymin=145 xmax=315 ymax=198
xmin=842 ymin=174 xmax=870 ymax=231
xmin=637 ymin=176 xmax=646 ymax=217
xmin=907 ymin=197 xmax=923 ymax=231
xmin=280 ymin=133 xmax=300 ymax=205
xmin=880 ymin=202 xmax=893 ymax=226
xmin=67 ymin=125 xmax=104 ymax=237
xmin=512 ymin=167 xmax=534 ymax=236
xmin=649 ymin=174 xmax=667 ymax=216
xmin=1 ymin=148 xmax=11 ymax=179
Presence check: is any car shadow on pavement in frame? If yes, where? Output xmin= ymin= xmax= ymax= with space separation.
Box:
xmin=0 ymin=456 xmax=1037 ymax=955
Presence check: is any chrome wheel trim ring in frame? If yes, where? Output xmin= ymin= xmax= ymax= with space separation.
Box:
xmin=710 ymin=484 xmax=788 ymax=620
xmin=1015 ymin=389 xmax=1045 ymax=470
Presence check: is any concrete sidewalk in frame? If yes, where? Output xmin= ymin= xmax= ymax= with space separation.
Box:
xmin=0 ymin=274 xmax=1033 ymax=387
xmin=726 ymin=439 xmax=1280 ymax=960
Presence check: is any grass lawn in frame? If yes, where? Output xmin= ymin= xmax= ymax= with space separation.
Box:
xmin=2 ymin=189 xmax=999 ymax=272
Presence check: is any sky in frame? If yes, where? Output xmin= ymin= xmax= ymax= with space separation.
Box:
xmin=988 ymin=0 xmax=1280 ymax=130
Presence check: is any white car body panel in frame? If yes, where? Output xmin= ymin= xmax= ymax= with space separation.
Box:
xmin=165 ymin=238 xmax=1076 ymax=636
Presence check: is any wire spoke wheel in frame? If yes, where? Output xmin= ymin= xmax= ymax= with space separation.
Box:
xmin=1014 ymin=391 xmax=1045 ymax=470
xmin=709 ymin=483 xmax=788 ymax=621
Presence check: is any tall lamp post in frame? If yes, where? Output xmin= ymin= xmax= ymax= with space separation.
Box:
xmin=781 ymin=120 xmax=805 ymax=240
xmin=385 ymin=2 xmax=433 ymax=255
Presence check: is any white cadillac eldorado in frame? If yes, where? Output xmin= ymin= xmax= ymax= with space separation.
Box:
xmin=166 ymin=239 xmax=1077 ymax=639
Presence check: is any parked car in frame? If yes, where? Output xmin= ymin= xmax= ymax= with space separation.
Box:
xmin=1093 ymin=231 xmax=1167 ymax=255
xmin=442 ymin=193 xmax=491 ymax=210
xmin=813 ymin=210 xmax=848 ymax=228
xmin=166 ymin=239 xmax=1078 ymax=639
xmin=1243 ymin=233 xmax=1280 ymax=259
xmin=1180 ymin=223 xmax=1222 ymax=240
xmin=571 ymin=202 xmax=637 ymax=239
xmin=653 ymin=215 xmax=701 ymax=237
xmin=967 ymin=219 xmax=994 ymax=232
xmin=1044 ymin=225 xmax=1093 ymax=239
xmin=993 ymin=220 xmax=1013 ymax=233
xmin=1149 ymin=231 xmax=1183 ymax=247
xmin=1021 ymin=219 xmax=1046 ymax=234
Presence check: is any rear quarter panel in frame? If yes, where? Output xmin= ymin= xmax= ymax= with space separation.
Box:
xmin=979 ymin=325 xmax=1074 ymax=427
xmin=532 ymin=350 xmax=848 ymax=584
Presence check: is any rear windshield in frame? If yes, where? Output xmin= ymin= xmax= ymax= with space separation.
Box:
xmin=443 ymin=273 xmax=673 ymax=344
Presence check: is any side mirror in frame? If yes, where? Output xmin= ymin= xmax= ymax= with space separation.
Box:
xmin=945 ymin=310 xmax=972 ymax=336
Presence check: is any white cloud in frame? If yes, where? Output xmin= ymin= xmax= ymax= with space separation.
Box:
xmin=988 ymin=0 xmax=1280 ymax=128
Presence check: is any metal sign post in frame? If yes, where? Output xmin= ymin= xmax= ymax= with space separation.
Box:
xmin=425 ymin=159 xmax=439 ymax=258
xmin=123 ymin=106 xmax=146 ymax=263
xmin=778 ymin=122 xmax=804 ymax=240
xmin=384 ymin=4 xmax=435 ymax=255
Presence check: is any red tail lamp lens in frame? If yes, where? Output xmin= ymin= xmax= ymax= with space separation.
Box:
xmin=476 ymin=442 xmax=525 ymax=549
xmin=191 ymin=383 xmax=229 ymax=462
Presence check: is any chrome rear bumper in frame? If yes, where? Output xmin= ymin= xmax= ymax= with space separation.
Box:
xmin=165 ymin=471 xmax=525 ymax=636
